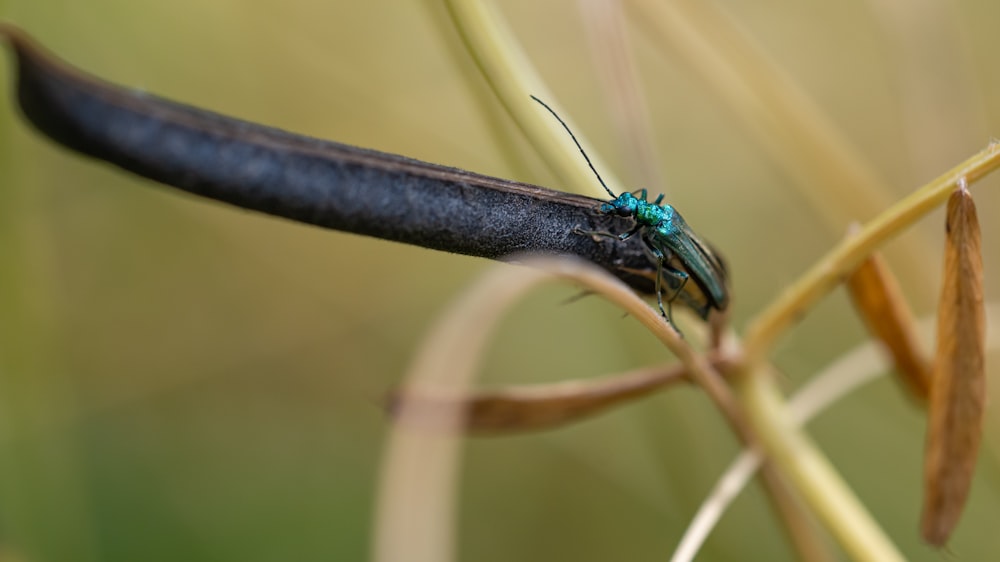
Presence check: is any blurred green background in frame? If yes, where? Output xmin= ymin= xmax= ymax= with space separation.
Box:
xmin=0 ymin=1 xmax=998 ymax=560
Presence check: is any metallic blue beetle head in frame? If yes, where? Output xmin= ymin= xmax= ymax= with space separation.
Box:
xmin=600 ymin=192 xmax=639 ymax=216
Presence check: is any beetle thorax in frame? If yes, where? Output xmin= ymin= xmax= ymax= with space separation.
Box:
xmin=636 ymin=202 xmax=669 ymax=226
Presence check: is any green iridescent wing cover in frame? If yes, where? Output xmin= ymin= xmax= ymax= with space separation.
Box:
xmin=649 ymin=213 xmax=729 ymax=319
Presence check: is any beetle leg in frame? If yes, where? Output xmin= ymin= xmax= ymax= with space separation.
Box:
xmin=617 ymin=225 xmax=642 ymax=241
xmin=660 ymin=261 xmax=690 ymax=324
xmin=648 ymin=243 xmax=689 ymax=328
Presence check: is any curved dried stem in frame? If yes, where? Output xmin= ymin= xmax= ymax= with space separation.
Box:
xmin=375 ymin=256 xmax=745 ymax=562
xmin=530 ymin=259 xmax=747 ymax=438
xmin=374 ymin=263 xmax=552 ymax=562
xmin=390 ymin=361 xmax=694 ymax=435
xmin=727 ymin=143 xmax=1000 ymax=562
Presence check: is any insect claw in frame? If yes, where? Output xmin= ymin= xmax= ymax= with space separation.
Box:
xmin=656 ymin=302 xmax=684 ymax=338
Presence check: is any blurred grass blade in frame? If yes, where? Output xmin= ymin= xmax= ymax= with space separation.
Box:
xmin=866 ymin=0 xmax=989 ymax=180
xmin=440 ymin=0 xmax=625 ymax=197
xmin=376 ymin=265 xmax=554 ymax=562
xmin=921 ymin=183 xmax=985 ymax=547
xmin=626 ymin=0 xmax=896 ymax=225
xmin=579 ymin=0 xmax=667 ymax=195
xmin=846 ymin=247 xmax=931 ymax=400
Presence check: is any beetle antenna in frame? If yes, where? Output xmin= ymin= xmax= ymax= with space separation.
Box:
xmin=529 ymin=95 xmax=616 ymax=198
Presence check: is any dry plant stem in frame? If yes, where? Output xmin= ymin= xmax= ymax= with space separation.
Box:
xmin=921 ymin=185 xmax=985 ymax=546
xmin=737 ymin=372 xmax=906 ymax=562
xmin=550 ymin=267 xmax=824 ymax=559
xmin=742 ymin=140 xmax=1000 ymax=369
xmin=392 ymin=351 xmax=736 ymax=434
xmin=757 ymin=467 xmax=836 ymax=562
xmin=442 ymin=0 xmax=625 ymax=197
xmin=412 ymin=351 xmax=825 ymax=555
xmin=731 ymin=145 xmax=1000 ymax=561
xmin=528 ymin=259 xmax=748 ymax=441
xmin=677 ymin=330 xmax=908 ymax=562
xmin=397 ymin=361 xmax=694 ymax=434
xmin=673 ymin=428 xmax=840 ymax=562
xmin=680 ymin=307 xmax=1000 ymax=561
xmin=671 ymin=452 xmax=761 ymax=562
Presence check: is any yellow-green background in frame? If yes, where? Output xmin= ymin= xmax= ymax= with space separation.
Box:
xmin=1 ymin=1 xmax=998 ymax=560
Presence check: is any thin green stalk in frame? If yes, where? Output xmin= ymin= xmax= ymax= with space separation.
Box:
xmin=731 ymin=142 xmax=1000 ymax=561
xmin=742 ymin=140 xmax=1000 ymax=369
xmin=736 ymin=372 xmax=905 ymax=562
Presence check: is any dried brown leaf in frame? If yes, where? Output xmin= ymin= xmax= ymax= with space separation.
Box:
xmin=846 ymin=250 xmax=931 ymax=400
xmin=389 ymin=362 xmax=689 ymax=435
xmin=921 ymin=184 xmax=986 ymax=547
xmin=387 ymin=353 xmax=739 ymax=434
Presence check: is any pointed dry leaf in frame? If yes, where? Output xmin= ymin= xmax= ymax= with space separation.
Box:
xmin=921 ymin=185 xmax=986 ymax=547
xmin=846 ymin=250 xmax=931 ymax=400
xmin=388 ymin=362 xmax=690 ymax=435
